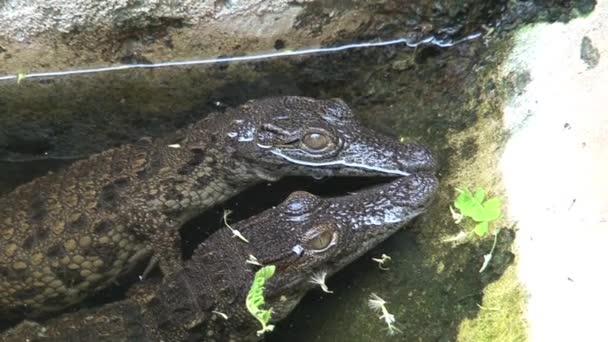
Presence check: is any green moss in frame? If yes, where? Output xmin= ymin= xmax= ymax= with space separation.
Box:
xmin=458 ymin=265 xmax=528 ymax=342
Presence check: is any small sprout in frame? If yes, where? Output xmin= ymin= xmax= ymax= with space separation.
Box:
xmin=223 ymin=210 xmax=249 ymax=243
xmin=16 ymin=72 xmax=26 ymax=84
xmin=167 ymin=143 xmax=181 ymax=148
xmin=453 ymin=187 xmax=503 ymax=237
xmin=479 ymin=252 xmax=492 ymax=272
xmin=368 ymin=293 xmax=402 ymax=336
xmin=246 ymin=254 xmax=263 ymax=266
xmin=449 ymin=205 xmax=464 ymax=224
xmin=246 ymin=265 xmax=276 ymax=336
xmin=309 ymin=271 xmax=333 ymax=294
xmin=212 ymin=311 xmax=229 ymax=320
xmin=479 ymin=229 xmax=500 ymax=273
xmin=371 ymin=254 xmax=392 ymax=271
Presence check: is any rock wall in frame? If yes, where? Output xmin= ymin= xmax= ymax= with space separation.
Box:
xmin=0 ymin=0 xmax=595 ymax=161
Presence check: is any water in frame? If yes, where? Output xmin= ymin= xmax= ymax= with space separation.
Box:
xmin=0 ymin=34 xmax=516 ymax=340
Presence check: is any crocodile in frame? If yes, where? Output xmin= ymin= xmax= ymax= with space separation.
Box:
xmin=0 ymin=96 xmax=437 ymax=320
xmin=1 ymin=174 xmax=438 ymax=342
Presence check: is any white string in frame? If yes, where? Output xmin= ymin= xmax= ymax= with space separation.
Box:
xmin=0 ymin=33 xmax=481 ymax=81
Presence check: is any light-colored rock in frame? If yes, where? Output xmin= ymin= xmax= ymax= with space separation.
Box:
xmin=501 ymin=1 xmax=608 ymax=340
xmin=0 ymin=0 xmax=378 ymax=161
xmin=0 ymin=0 xmax=366 ymax=76
xmin=0 ymin=0 xmax=306 ymax=41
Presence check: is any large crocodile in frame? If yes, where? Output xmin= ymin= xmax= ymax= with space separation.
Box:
xmin=0 ymin=96 xmax=437 ymax=319
xmin=1 ymin=174 xmax=438 ymax=342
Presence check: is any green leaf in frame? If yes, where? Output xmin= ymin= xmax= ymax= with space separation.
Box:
xmin=485 ymin=197 xmax=502 ymax=214
xmin=260 ymin=310 xmax=271 ymax=323
xmin=474 ymin=221 xmax=489 ymax=237
xmin=468 ymin=205 xmax=487 ymax=221
xmin=455 ymin=189 xmax=485 ymax=219
xmin=246 ymin=265 xmax=276 ymax=336
xmin=454 ymin=187 xmax=503 ymax=237
xmin=473 ymin=189 xmax=486 ymax=204
xmin=454 ymin=189 xmax=473 ymax=211
xmin=478 ymin=197 xmax=503 ymax=222
xmin=454 ymin=188 xmax=471 ymax=210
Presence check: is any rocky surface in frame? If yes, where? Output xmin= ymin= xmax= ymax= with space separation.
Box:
xmin=0 ymin=0 xmax=600 ymax=341
xmin=0 ymin=0 xmax=595 ymax=162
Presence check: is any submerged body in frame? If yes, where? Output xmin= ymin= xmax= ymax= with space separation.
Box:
xmin=2 ymin=174 xmax=438 ymax=342
xmin=0 ymin=97 xmax=436 ymax=319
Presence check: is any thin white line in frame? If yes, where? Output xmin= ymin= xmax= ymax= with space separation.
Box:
xmin=0 ymin=33 xmax=481 ymax=81
xmin=269 ymin=149 xmax=411 ymax=176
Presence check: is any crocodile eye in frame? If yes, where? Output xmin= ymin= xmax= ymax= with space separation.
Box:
xmin=284 ymin=191 xmax=321 ymax=217
xmin=302 ymin=132 xmax=329 ymax=150
xmin=307 ymin=231 xmax=334 ymax=251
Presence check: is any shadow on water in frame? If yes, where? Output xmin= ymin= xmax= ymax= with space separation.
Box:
xmin=0 ymin=30 xmax=520 ymax=340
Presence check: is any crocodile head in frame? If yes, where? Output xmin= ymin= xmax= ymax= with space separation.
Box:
xmin=0 ymin=176 xmax=438 ymax=342
xmin=221 ymin=173 xmax=438 ymax=333
xmin=221 ymin=96 xmax=437 ymax=181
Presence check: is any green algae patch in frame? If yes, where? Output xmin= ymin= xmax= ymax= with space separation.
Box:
xmin=458 ymin=265 xmax=528 ymax=342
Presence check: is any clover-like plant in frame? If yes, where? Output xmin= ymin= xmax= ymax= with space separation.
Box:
xmin=453 ymin=188 xmax=502 ymax=237
xmin=246 ymin=265 xmax=276 ymax=336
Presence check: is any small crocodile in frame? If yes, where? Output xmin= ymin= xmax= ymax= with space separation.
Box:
xmin=1 ymin=174 xmax=438 ymax=342
xmin=0 ymin=96 xmax=437 ymax=319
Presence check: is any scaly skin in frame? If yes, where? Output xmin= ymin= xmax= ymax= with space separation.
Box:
xmin=0 ymin=96 xmax=437 ymax=320
xmin=1 ymin=175 xmax=438 ymax=342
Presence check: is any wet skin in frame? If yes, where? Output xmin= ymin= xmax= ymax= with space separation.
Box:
xmin=2 ymin=174 xmax=438 ymax=342
xmin=0 ymin=96 xmax=436 ymax=320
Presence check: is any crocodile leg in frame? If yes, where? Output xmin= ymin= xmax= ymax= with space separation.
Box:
xmin=129 ymin=212 xmax=182 ymax=278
